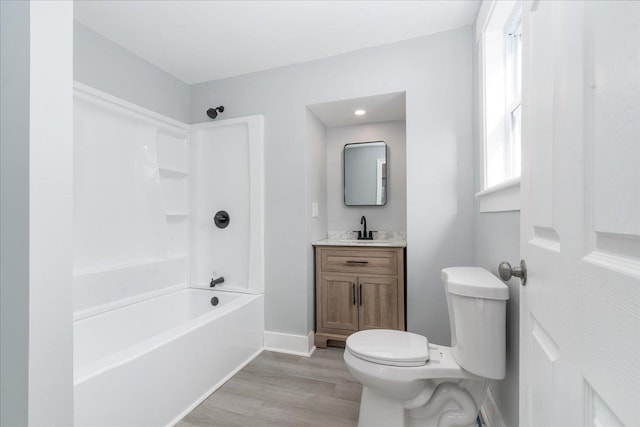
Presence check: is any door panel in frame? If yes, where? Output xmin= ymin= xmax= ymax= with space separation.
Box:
xmin=527 ymin=315 xmax=559 ymax=427
xmin=321 ymin=274 xmax=358 ymax=332
xmin=358 ymin=276 xmax=398 ymax=330
xmin=521 ymin=1 xmax=640 ymax=426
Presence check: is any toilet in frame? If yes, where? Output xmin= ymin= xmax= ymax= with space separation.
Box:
xmin=344 ymin=267 xmax=509 ymax=427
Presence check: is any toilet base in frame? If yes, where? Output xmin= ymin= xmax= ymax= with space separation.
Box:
xmin=357 ymin=380 xmax=488 ymax=427
xmin=358 ymin=387 xmax=406 ymax=427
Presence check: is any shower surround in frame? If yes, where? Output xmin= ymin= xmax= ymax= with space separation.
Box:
xmin=73 ymin=83 xmax=264 ymax=426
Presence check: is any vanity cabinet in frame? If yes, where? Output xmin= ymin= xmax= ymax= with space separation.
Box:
xmin=314 ymin=246 xmax=405 ymax=348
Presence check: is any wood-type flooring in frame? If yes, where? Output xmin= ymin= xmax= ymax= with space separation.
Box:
xmin=177 ymin=347 xmax=362 ymax=427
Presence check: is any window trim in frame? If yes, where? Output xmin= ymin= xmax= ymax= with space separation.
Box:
xmin=476 ymin=0 xmax=522 ymax=212
xmin=476 ymin=177 xmax=520 ymax=212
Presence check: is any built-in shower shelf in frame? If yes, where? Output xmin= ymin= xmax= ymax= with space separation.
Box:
xmin=165 ymin=212 xmax=189 ymax=217
xmin=159 ymin=167 xmax=189 ymax=178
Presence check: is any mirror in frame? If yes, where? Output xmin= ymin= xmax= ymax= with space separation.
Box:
xmin=344 ymin=141 xmax=387 ymax=206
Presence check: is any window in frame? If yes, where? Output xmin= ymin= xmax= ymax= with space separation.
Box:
xmin=506 ymin=17 xmax=522 ymax=182
xmin=476 ymin=0 xmax=522 ymax=212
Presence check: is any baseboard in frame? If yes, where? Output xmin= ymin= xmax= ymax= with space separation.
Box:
xmin=264 ymin=330 xmax=316 ymax=357
xmin=480 ymin=387 xmax=507 ymax=427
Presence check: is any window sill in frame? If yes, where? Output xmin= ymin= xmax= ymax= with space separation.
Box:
xmin=476 ymin=177 xmax=520 ymax=213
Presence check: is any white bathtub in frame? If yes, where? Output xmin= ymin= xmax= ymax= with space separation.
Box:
xmin=74 ymin=288 xmax=264 ymax=426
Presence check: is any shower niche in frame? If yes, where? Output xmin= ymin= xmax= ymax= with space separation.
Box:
xmin=157 ymin=131 xmax=190 ymax=258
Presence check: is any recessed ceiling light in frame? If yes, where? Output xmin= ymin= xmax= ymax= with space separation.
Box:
xmin=354 ymin=109 xmax=366 ymax=116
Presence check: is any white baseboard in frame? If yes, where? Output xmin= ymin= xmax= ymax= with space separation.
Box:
xmin=264 ymin=330 xmax=316 ymax=357
xmin=480 ymin=387 xmax=507 ymax=427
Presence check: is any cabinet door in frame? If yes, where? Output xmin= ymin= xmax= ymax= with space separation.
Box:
xmin=358 ymin=276 xmax=398 ymax=330
xmin=320 ymin=274 xmax=358 ymax=332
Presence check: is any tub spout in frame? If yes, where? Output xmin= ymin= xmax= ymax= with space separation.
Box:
xmin=210 ymin=276 xmax=224 ymax=287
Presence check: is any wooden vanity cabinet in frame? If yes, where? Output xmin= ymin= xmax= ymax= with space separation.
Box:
xmin=314 ymin=246 xmax=405 ymax=348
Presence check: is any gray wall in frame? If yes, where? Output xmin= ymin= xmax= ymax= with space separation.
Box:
xmin=1 ymin=2 xmax=30 ymax=424
xmin=191 ymin=27 xmax=474 ymax=343
xmin=326 ymin=121 xmax=406 ymax=233
xmin=474 ymin=212 xmax=520 ymax=426
xmin=1 ymin=3 xmax=75 ymax=425
xmin=472 ymin=18 xmax=520 ymax=426
xmin=28 ymin=3 xmax=75 ymax=424
xmin=305 ymin=109 xmax=328 ymax=331
xmin=74 ymin=22 xmax=191 ymax=123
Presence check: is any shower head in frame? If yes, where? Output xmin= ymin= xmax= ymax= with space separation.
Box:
xmin=206 ymin=106 xmax=225 ymax=120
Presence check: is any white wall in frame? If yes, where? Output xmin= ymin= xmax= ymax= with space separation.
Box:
xmin=326 ymin=121 xmax=406 ymax=233
xmin=74 ymin=22 xmax=191 ymax=123
xmin=191 ymin=27 xmax=474 ymax=343
xmin=0 ymin=1 xmax=30 ymax=424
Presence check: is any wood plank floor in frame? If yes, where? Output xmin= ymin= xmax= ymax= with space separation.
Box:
xmin=176 ymin=347 xmax=362 ymax=427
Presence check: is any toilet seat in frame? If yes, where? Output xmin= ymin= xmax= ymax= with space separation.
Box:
xmin=346 ymin=330 xmax=429 ymax=367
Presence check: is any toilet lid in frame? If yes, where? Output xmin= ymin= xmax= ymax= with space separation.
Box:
xmin=346 ymin=330 xmax=429 ymax=367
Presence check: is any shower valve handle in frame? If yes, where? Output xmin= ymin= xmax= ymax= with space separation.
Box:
xmin=214 ymin=211 xmax=230 ymax=229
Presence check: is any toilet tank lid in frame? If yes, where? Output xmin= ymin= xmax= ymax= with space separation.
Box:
xmin=442 ymin=267 xmax=509 ymax=300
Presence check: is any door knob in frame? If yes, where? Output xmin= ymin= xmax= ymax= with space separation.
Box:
xmin=498 ymin=260 xmax=527 ymax=286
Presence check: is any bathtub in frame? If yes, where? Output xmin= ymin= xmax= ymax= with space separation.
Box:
xmin=74 ymin=288 xmax=264 ymax=426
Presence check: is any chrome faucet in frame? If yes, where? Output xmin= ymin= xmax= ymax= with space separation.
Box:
xmin=210 ymin=276 xmax=225 ymax=287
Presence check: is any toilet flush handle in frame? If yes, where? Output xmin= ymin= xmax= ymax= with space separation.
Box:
xmin=498 ymin=260 xmax=527 ymax=286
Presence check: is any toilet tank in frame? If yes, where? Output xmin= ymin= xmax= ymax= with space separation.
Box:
xmin=442 ymin=267 xmax=509 ymax=380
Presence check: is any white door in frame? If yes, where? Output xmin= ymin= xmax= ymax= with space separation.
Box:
xmin=520 ymin=1 xmax=640 ymax=426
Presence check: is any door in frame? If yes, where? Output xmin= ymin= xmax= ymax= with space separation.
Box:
xmin=520 ymin=1 xmax=639 ymax=426
xmin=358 ymin=276 xmax=398 ymax=330
xmin=320 ymin=274 xmax=359 ymax=332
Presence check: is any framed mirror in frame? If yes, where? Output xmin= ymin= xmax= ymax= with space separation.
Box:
xmin=344 ymin=141 xmax=387 ymax=206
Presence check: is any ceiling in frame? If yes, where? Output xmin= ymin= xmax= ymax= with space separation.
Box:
xmin=308 ymin=92 xmax=406 ymax=128
xmin=74 ymin=1 xmax=480 ymax=85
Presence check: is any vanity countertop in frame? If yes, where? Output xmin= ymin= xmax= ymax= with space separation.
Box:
xmin=313 ymin=238 xmax=406 ymax=248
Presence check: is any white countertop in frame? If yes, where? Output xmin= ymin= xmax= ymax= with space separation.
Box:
xmin=313 ymin=238 xmax=406 ymax=248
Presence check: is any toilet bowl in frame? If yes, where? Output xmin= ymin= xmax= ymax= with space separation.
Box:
xmin=344 ymin=267 xmax=509 ymax=427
